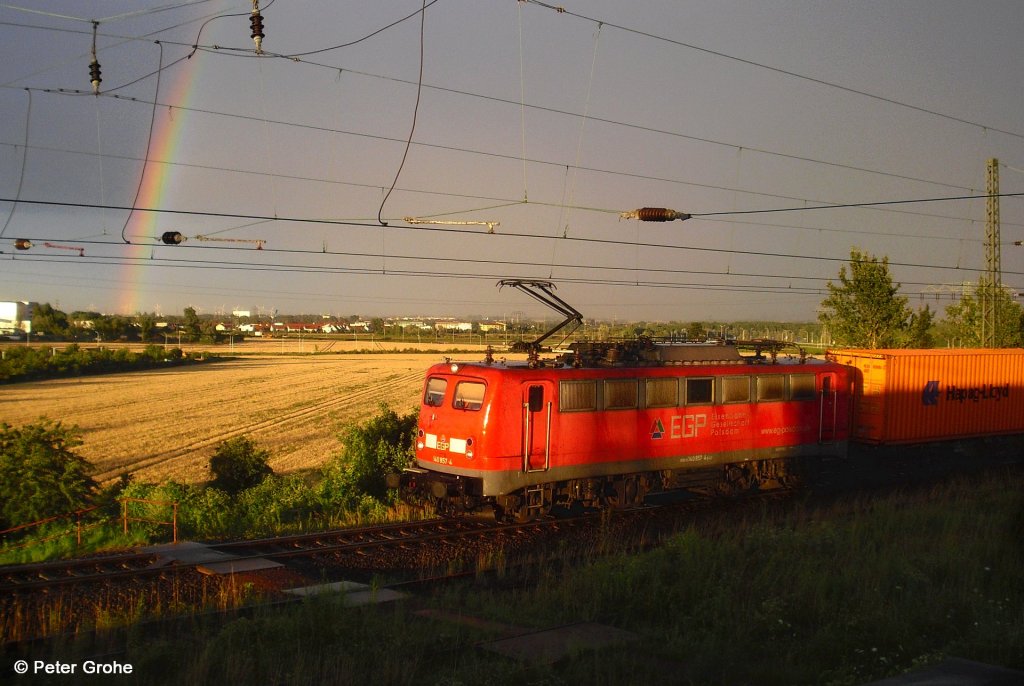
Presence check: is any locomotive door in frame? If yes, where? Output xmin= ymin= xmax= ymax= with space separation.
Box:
xmin=522 ymin=382 xmax=553 ymax=472
xmin=819 ymin=372 xmax=838 ymax=443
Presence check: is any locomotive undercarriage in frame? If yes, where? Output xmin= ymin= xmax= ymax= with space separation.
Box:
xmin=396 ymin=456 xmax=813 ymax=523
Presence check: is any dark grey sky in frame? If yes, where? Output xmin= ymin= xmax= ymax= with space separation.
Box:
xmin=1 ymin=0 xmax=1022 ymax=321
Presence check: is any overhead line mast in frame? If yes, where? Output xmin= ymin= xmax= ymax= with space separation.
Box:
xmin=982 ymin=158 xmax=1000 ymax=347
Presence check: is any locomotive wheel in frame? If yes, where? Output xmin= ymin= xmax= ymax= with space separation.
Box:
xmin=605 ymin=477 xmax=641 ymax=509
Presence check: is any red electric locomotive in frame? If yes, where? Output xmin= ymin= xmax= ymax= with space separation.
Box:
xmin=395 ymin=281 xmax=853 ymax=522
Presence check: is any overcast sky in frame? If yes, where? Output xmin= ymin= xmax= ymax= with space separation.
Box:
xmin=1 ymin=0 xmax=1021 ymax=321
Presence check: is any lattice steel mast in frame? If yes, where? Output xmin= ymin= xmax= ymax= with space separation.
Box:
xmin=981 ymin=158 xmax=1001 ymax=347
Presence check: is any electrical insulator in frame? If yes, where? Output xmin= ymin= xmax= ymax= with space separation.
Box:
xmin=619 ymin=207 xmax=692 ymax=222
xmin=14 ymin=239 xmax=32 ymax=250
xmin=89 ymin=60 xmax=102 ymax=95
xmin=161 ymin=231 xmax=185 ymax=245
xmin=250 ymin=5 xmax=265 ymax=54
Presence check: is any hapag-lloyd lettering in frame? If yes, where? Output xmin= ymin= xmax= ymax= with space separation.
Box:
xmin=945 ymin=383 xmax=1011 ymax=403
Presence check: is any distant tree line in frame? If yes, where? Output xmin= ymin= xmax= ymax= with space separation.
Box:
xmin=0 ymin=344 xmax=213 ymax=384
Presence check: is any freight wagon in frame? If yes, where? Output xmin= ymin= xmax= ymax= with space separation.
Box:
xmin=828 ymin=348 xmax=1024 ymax=444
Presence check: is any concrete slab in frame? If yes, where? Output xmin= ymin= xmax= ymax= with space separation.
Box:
xmin=283 ymin=581 xmax=407 ymax=606
xmin=860 ymin=658 xmax=1024 ymax=686
xmin=284 ymin=580 xmax=371 ymax=597
xmin=479 ymin=622 xmax=640 ymax=666
xmin=142 ymin=541 xmax=237 ymax=565
xmin=197 ymin=558 xmax=284 ymax=575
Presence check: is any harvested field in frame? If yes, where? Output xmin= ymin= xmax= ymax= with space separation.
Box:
xmin=0 ymin=347 xmax=498 ymax=484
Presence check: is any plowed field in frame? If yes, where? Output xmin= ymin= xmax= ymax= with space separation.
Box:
xmin=0 ymin=350 xmax=478 ymax=484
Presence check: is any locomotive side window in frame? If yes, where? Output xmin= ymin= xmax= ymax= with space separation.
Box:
xmin=424 ymin=377 xmax=447 ymax=407
xmin=560 ymin=380 xmax=597 ymax=412
xmin=756 ymin=375 xmax=785 ymax=402
xmin=721 ymin=376 xmax=751 ymax=404
xmin=604 ymin=379 xmax=638 ymax=410
xmin=684 ymin=377 xmax=713 ymax=405
xmin=789 ymin=374 xmax=816 ymax=401
xmin=528 ymin=385 xmax=544 ymax=412
xmin=453 ymin=381 xmax=485 ymax=411
xmin=645 ymin=378 xmax=678 ymax=408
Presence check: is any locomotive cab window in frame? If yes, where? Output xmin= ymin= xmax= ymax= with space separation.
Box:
xmin=789 ymin=374 xmax=816 ymax=401
xmin=756 ymin=375 xmax=785 ymax=402
xmin=604 ymin=379 xmax=638 ymax=410
xmin=684 ymin=377 xmax=713 ymax=405
xmin=560 ymin=380 xmax=597 ymax=412
xmin=424 ymin=377 xmax=447 ymax=407
xmin=721 ymin=376 xmax=751 ymax=404
xmin=453 ymin=381 xmax=485 ymax=411
xmin=646 ymin=378 xmax=678 ymax=408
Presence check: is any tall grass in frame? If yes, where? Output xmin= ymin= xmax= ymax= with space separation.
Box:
xmin=7 ymin=469 xmax=1022 ymax=685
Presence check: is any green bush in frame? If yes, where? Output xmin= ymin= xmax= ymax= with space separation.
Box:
xmin=209 ymin=437 xmax=274 ymax=495
xmin=319 ymin=403 xmax=416 ymax=509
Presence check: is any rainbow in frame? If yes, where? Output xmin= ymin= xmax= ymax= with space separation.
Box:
xmin=117 ymin=59 xmax=195 ymax=316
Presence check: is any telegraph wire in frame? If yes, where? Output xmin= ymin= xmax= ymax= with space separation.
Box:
xmin=522 ymin=0 xmax=1024 ymax=141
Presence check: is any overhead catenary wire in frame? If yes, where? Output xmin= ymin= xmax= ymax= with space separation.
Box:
xmin=0 ymin=88 xmax=30 ymax=239
xmin=3 ymin=136 xmax=1012 ymax=241
xmin=14 ymin=85 xmax=1020 ymax=233
xmin=0 ymin=35 xmax=994 ymax=200
xmin=119 ymin=40 xmax=164 ymax=244
xmin=1 ymin=15 xmax=981 ymax=196
xmin=9 ymin=251 xmax=1019 ymax=301
xmin=10 ymin=231 xmax=1015 ymax=290
xmin=521 ymin=0 xmax=1024 ymax=142
xmin=377 ymin=0 xmax=426 ymax=226
xmin=5 ymin=196 xmax=1023 ymax=279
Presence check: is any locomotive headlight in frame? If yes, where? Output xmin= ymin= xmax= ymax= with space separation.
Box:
xmin=466 ymin=437 xmax=474 ymax=459
xmin=416 ymin=428 xmax=425 ymax=450
xmin=450 ymin=363 xmax=459 ymax=373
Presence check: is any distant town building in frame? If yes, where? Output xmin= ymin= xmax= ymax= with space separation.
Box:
xmin=0 ymin=301 xmax=36 ymax=335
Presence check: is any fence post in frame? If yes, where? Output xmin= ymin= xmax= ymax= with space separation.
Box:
xmin=172 ymin=502 xmax=178 ymax=544
xmin=122 ymin=499 xmax=128 ymax=535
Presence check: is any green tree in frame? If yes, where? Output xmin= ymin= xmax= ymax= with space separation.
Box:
xmin=136 ymin=313 xmax=157 ymax=341
xmin=818 ymin=248 xmax=932 ymax=348
xmin=209 ymin=437 xmax=273 ymax=495
xmin=0 ymin=419 xmax=97 ymax=528
xmin=30 ymin=303 xmax=69 ymax=338
xmin=182 ymin=306 xmax=202 ymax=343
xmin=937 ymin=284 xmax=1023 ymax=347
xmin=687 ymin=321 xmax=705 ymax=341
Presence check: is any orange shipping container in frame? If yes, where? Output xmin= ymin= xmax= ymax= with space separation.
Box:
xmin=827 ymin=348 xmax=1024 ymax=444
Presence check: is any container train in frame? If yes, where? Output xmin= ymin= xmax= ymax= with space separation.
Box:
xmin=390 ymin=281 xmax=1024 ymax=522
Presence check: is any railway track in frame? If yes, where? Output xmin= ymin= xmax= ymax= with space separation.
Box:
xmin=92 ymin=370 xmax=423 ymax=482
xmin=0 ymin=514 xmax=590 ymax=594
xmin=0 ymin=551 xmax=168 ymax=592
